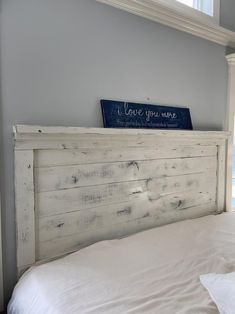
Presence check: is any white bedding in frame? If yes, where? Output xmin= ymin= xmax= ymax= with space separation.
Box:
xmin=200 ymin=272 xmax=235 ymax=314
xmin=8 ymin=213 xmax=235 ymax=314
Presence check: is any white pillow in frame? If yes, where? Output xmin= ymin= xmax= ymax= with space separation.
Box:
xmin=200 ymin=272 xmax=235 ymax=314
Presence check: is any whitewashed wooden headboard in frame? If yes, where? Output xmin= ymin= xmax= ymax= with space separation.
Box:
xmin=14 ymin=125 xmax=228 ymax=275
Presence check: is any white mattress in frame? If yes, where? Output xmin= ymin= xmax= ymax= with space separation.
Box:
xmin=8 ymin=213 xmax=235 ymax=314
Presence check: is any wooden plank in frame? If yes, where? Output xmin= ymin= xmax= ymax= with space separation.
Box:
xmin=15 ymin=139 xmax=226 ymax=150
xmin=35 ymin=156 xmax=216 ymax=192
xmin=14 ymin=124 xmax=229 ymax=138
xmin=13 ymin=126 xmax=229 ymax=151
xmin=216 ymin=143 xmax=226 ymax=212
xmin=15 ymin=133 xmax=226 ymax=150
xmin=37 ymin=202 xmax=216 ymax=260
xmin=15 ymin=150 xmax=35 ymax=273
xmin=36 ymin=170 xmax=216 ymax=217
xmin=34 ymin=146 xmax=217 ymax=167
xmin=37 ymin=187 xmax=216 ymax=243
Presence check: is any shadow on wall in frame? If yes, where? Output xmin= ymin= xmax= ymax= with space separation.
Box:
xmin=226 ymin=47 xmax=235 ymax=55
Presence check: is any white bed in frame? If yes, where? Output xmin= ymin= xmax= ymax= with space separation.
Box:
xmin=9 ymin=213 xmax=235 ymax=314
xmin=10 ymin=125 xmax=229 ymax=313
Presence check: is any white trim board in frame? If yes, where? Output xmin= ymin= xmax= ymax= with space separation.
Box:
xmin=225 ymin=53 xmax=235 ymax=211
xmin=96 ymin=0 xmax=235 ymax=47
xmin=14 ymin=125 xmax=229 ymax=276
xmin=14 ymin=124 xmax=228 ymax=138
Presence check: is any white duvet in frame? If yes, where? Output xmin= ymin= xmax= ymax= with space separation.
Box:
xmin=8 ymin=213 xmax=235 ymax=314
xmin=200 ymin=272 xmax=235 ymax=314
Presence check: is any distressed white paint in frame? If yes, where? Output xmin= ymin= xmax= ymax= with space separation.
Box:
xmin=14 ymin=150 xmax=35 ymax=275
xmin=15 ymin=138 xmax=226 ymax=151
xmin=14 ymin=126 xmax=226 ymax=151
xmin=216 ymin=144 xmax=226 ymax=212
xmin=37 ymin=179 xmax=215 ymax=243
xmin=13 ymin=125 xmax=228 ymax=137
xmin=35 ymin=156 xmax=216 ymax=192
xmin=14 ymin=125 xmax=228 ymax=276
xmin=34 ymin=146 xmax=217 ymax=167
xmin=37 ymin=202 xmax=217 ymax=260
xmin=36 ymin=170 xmax=216 ymax=217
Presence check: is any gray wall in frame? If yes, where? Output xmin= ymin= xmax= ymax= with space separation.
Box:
xmin=0 ymin=0 xmax=231 ymax=304
xmin=220 ymin=0 xmax=235 ymax=31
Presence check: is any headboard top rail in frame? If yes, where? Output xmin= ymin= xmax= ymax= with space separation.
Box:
xmin=14 ymin=124 xmax=230 ymax=138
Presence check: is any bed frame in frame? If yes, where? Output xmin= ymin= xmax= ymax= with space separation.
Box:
xmin=14 ymin=125 xmax=229 ymax=275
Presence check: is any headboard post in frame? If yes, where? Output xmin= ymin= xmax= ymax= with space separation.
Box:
xmin=15 ymin=149 xmax=35 ymax=275
xmin=216 ymin=143 xmax=226 ymax=212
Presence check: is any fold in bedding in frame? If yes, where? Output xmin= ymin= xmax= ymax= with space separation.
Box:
xmin=8 ymin=213 xmax=235 ymax=314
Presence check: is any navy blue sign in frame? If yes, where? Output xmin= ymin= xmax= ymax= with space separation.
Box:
xmin=101 ymin=100 xmax=193 ymax=130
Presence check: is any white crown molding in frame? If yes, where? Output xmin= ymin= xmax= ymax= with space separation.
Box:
xmin=97 ymin=0 xmax=235 ymax=47
xmin=226 ymin=53 xmax=235 ymax=65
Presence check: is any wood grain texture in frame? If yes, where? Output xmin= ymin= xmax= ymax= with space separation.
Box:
xmin=16 ymin=138 xmax=225 ymax=150
xmin=14 ymin=125 xmax=229 ymax=137
xmin=35 ymin=169 xmax=216 ymax=217
xmin=13 ymin=125 xmax=228 ymax=275
xmin=37 ymin=187 xmax=216 ymax=243
xmin=35 ymin=155 xmax=216 ymax=192
xmin=34 ymin=146 xmax=217 ymax=167
xmin=37 ymin=202 xmax=216 ymax=260
xmin=216 ymin=144 xmax=226 ymax=212
xmin=14 ymin=125 xmax=228 ymax=150
xmin=15 ymin=150 xmax=35 ymax=274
